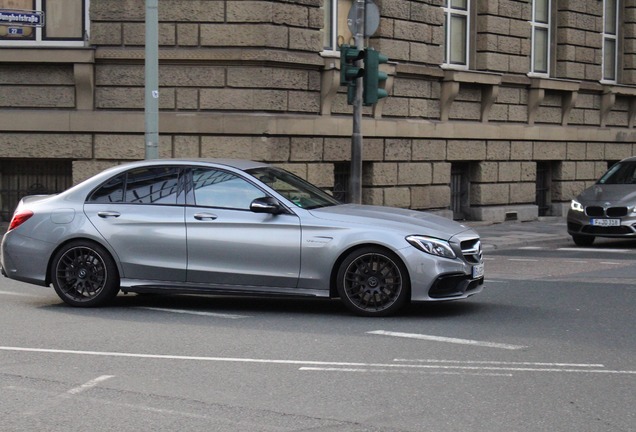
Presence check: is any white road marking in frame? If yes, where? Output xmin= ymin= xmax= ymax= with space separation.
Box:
xmin=393 ymin=359 xmax=605 ymax=368
xmin=600 ymin=262 xmax=623 ymax=265
xmin=558 ymin=247 xmax=631 ymax=253
xmin=519 ymin=246 xmax=543 ymax=250
xmin=136 ymin=307 xmax=248 ymax=319
xmin=0 ymin=346 xmax=634 ymax=375
xmin=299 ymin=367 xmax=513 ymax=377
xmin=67 ymin=375 xmax=115 ymax=395
xmin=367 ymin=330 xmax=527 ymax=350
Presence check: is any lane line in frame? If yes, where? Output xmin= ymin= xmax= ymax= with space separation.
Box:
xmin=558 ymin=248 xmax=631 ymax=253
xmin=367 ymin=330 xmax=527 ymax=350
xmin=67 ymin=375 xmax=115 ymax=395
xmin=393 ymin=359 xmax=605 ymax=368
xmin=299 ymin=367 xmax=513 ymax=377
xmin=136 ymin=307 xmax=248 ymax=319
xmin=0 ymin=346 xmax=634 ymax=375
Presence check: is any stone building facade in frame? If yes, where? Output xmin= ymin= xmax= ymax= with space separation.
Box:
xmin=1 ymin=0 xmax=636 ymax=222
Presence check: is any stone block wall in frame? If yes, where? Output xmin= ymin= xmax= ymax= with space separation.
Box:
xmin=3 ymin=0 xmax=636 ymax=222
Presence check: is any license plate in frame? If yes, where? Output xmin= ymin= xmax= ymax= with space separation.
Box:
xmin=591 ymin=218 xmax=620 ymax=227
xmin=472 ymin=263 xmax=484 ymax=279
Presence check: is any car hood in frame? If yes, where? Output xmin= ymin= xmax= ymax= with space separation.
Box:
xmin=577 ymin=184 xmax=636 ymax=205
xmin=308 ymin=204 xmax=475 ymax=240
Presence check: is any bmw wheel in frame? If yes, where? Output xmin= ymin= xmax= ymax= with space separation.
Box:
xmin=572 ymin=234 xmax=594 ymax=247
xmin=336 ymin=247 xmax=410 ymax=317
xmin=50 ymin=241 xmax=120 ymax=307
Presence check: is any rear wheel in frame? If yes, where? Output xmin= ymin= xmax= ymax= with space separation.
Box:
xmin=572 ymin=234 xmax=594 ymax=247
xmin=50 ymin=240 xmax=120 ymax=307
xmin=336 ymin=247 xmax=410 ymax=317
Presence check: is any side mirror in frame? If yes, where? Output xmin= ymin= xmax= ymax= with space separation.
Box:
xmin=250 ymin=197 xmax=284 ymax=215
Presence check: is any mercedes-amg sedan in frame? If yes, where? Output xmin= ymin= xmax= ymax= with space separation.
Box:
xmin=1 ymin=159 xmax=484 ymax=316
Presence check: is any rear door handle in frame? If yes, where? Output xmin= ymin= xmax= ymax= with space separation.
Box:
xmin=193 ymin=212 xmax=218 ymax=221
xmin=97 ymin=211 xmax=121 ymax=218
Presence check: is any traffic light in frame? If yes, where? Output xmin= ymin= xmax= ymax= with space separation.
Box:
xmin=362 ymin=48 xmax=389 ymax=106
xmin=339 ymin=44 xmax=363 ymax=86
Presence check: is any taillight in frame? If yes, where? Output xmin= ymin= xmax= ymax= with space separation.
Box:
xmin=8 ymin=210 xmax=34 ymax=231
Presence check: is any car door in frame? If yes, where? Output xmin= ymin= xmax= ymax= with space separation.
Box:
xmin=185 ymin=167 xmax=301 ymax=288
xmin=84 ymin=166 xmax=187 ymax=282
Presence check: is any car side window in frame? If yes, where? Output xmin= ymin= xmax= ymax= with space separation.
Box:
xmin=124 ymin=167 xmax=181 ymax=204
xmin=88 ymin=167 xmax=181 ymax=204
xmin=192 ymin=168 xmax=264 ymax=210
xmin=88 ymin=174 xmax=125 ymax=203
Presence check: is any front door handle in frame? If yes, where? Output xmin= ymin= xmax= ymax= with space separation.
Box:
xmin=193 ymin=212 xmax=218 ymax=221
xmin=97 ymin=211 xmax=121 ymax=218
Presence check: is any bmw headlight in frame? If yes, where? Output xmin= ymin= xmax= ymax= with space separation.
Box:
xmin=570 ymin=200 xmax=584 ymax=212
xmin=406 ymin=235 xmax=457 ymax=259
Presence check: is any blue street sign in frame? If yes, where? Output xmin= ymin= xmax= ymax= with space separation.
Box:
xmin=0 ymin=9 xmax=45 ymax=27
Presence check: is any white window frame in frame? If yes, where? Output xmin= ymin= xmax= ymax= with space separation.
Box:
xmin=602 ymin=0 xmax=619 ymax=83
xmin=323 ymin=0 xmax=355 ymax=56
xmin=442 ymin=0 xmax=470 ymax=70
xmin=0 ymin=0 xmax=89 ymax=47
xmin=529 ymin=0 xmax=551 ymax=76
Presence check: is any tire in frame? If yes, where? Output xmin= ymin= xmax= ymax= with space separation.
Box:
xmin=50 ymin=240 xmax=120 ymax=307
xmin=572 ymin=234 xmax=594 ymax=247
xmin=336 ymin=247 xmax=410 ymax=317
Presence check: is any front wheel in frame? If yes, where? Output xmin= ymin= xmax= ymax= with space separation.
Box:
xmin=336 ymin=247 xmax=410 ymax=317
xmin=572 ymin=234 xmax=594 ymax=247
xmin=50 ymin=240 xmax=120 ymax=307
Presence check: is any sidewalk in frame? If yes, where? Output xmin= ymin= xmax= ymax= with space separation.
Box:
xmin=466 ymin=216 xmax=570 ymax=251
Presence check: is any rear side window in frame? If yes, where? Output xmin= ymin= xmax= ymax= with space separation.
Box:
xmin=88 ymin=167 xmax=181 ymax=205
xmin=88 ymin=174 xmax=125 ymax=203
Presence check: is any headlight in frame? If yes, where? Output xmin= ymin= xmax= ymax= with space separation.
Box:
xmin=406 ymin=235 xmax=457 ymax=259
xmin=570 ymin=200 xmax=584 ymax=212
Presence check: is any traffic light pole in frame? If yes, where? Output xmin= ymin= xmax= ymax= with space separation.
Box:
xmin=349 ymin=0 xmax=365 ymax=204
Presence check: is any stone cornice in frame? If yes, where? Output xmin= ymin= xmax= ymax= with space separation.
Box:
xmin=2 ymin=110 xmax=636 ymax=143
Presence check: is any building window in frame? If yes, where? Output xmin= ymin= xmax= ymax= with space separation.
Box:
xmin=324 ymin=0 xmax=353 ymax=51
xmin=603 ymin=0 xmax=619 ymax=82
xmin=0 ymin=0 xmax=88 ymax=47
xmin=442 ymin=0 xmax=470 ymax=69
xmin=530 ymin=0 xmax=551 ymax=75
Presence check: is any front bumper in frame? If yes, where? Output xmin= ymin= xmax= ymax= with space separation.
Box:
xmin=567 ymin=210 xmax=636 ymax=238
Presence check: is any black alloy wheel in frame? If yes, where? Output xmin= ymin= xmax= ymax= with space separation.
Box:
xmin=336 ymin=247 xmax=410 ymax=317
xmin=572 ymin=234 xmax=595 ymax=247
xmin=51 ymin=241 xmax=120 ymax=307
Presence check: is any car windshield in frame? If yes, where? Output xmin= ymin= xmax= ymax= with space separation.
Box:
xmin=597 ymin=162 xmax=636 ymax=185
xmin=247 ymin=167 xmax=341 ymax=209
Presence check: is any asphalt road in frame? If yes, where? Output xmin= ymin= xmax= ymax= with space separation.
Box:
xmin=1 ymin=242 xmax=635 ymax=432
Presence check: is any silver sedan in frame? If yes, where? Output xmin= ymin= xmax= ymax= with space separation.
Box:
xmin=1 ymin=159 xmax=484 ymax=316
xmin=567 ymin=156 xmax=636 ymax=246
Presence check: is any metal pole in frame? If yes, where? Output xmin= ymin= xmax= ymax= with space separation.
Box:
xmin=349 ymin=0 xmax=365 ymax=204
xmin=144 ymin=0 xmax=159 ymax=159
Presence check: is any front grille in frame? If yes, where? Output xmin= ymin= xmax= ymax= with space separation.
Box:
xmin=581 ymin=225 xmax=635 ymax=235
xmin=585 ymin=206 xmax=628 ymax=217
xmin=607 ymin=207 xmax=628 ymax=217
xmin=429 ymin=273 xmax=484 ymax=299
xmin=460 ymin=238 xmax=482 ymax=264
